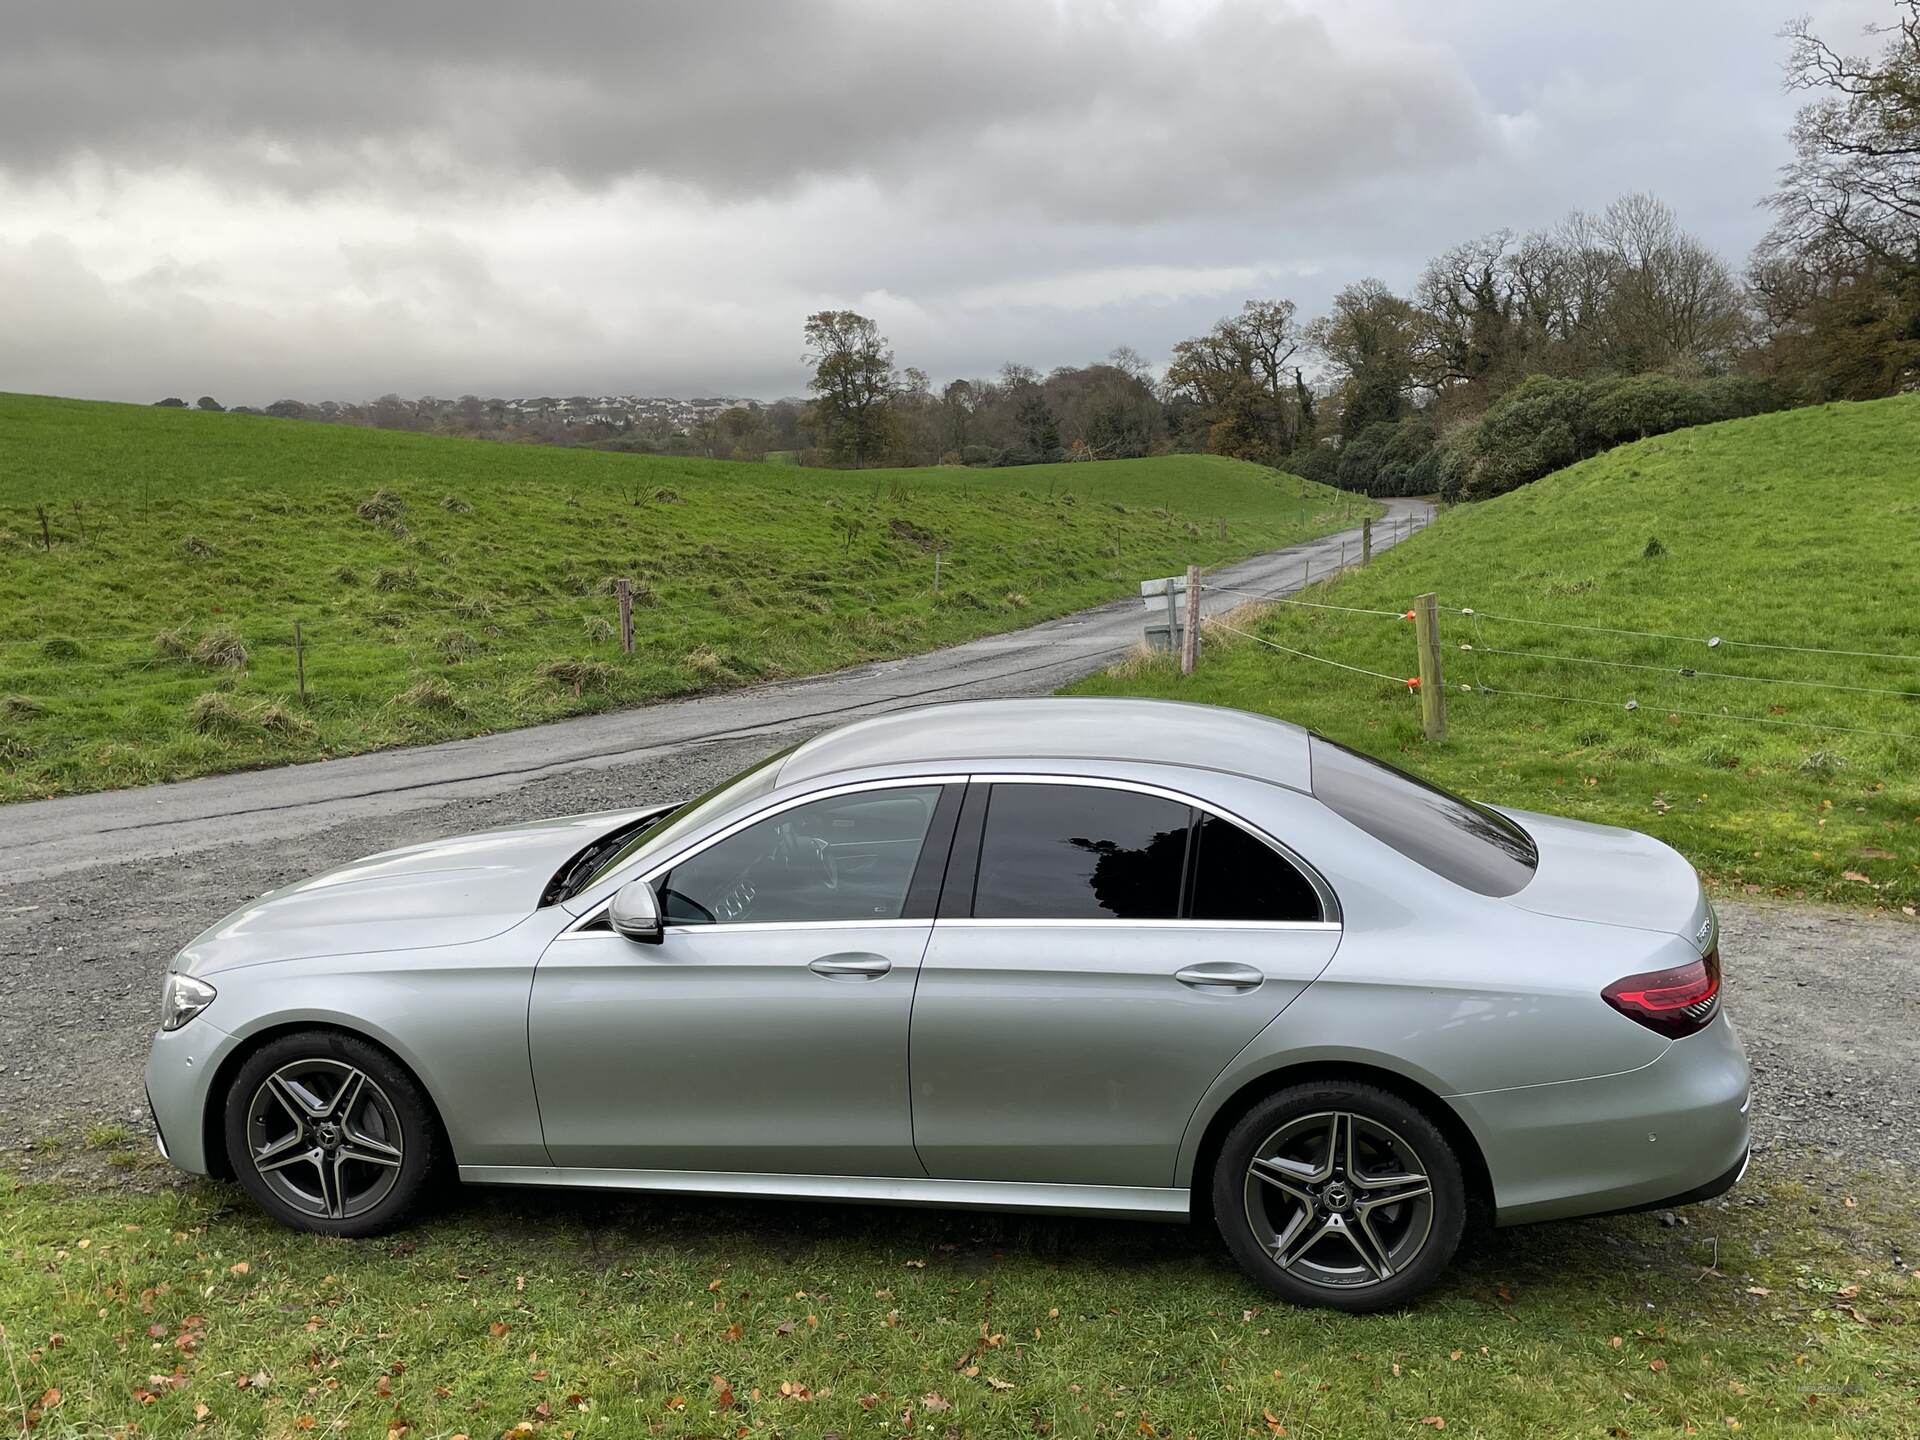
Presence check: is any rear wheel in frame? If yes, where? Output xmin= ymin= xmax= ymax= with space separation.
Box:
xmin=1212 ymin=1082 xmax=1465 ymax=1312
xmin=223 ymin=1031 xmax=442 ymax=1237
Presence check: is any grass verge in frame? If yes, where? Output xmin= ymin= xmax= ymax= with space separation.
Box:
xmin=1 ymin=1153 xmax=1914 ymax=1438
xmin=1069 ymin=396 xmax=1920 ymax=910
xmin=0 ymin=394 xmax=1377 ymax=801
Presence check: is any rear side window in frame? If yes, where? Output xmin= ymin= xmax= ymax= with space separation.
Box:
xmin=1188 ymin=813 xmax=1322 ymax=921
xmin=973 ymin=783 xmax=1189 ymax=920
xmin=1310 ymin=736 xmax=1537 ymax=897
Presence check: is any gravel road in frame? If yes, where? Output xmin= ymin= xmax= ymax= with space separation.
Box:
xmin=3 ymin=494 xmax=1915 ymax=1182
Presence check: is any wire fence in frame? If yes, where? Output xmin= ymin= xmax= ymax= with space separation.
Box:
xmin=1193 ymin=572 xmax=1920 ymax=755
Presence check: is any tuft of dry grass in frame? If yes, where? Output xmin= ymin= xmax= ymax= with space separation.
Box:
xmin=539 ymin=657 xmax=614 ymax=694
xmin=356 ymin=488 xmax=405 ymax=522
xmin=437 ymin=630 xmax=482 ymax=663
xmin=395 ymin=676 xmax=462 ymax=712
xmin=186 ymin=691 xmax=250 ymax=736
xmin=190 ymin=629 xmax=249 ymax=669
xmin=253 ymin=700 xmax=312 ymax=736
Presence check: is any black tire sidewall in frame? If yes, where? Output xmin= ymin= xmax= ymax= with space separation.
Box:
xmin=1212 ymin=1082 xmax=1466 ymax=1313
xmin=223 ymin=1030 xmax=440 ymax=1238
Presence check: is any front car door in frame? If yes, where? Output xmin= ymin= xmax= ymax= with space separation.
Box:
xmin=909 ymin=776 xmax=1340 ymax=1187
xmin=529 ymin=779 xmax=960 ymax=1176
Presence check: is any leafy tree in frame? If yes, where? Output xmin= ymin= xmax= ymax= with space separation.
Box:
xmin=153 ymin=397 xmax=187 ymax=407
xmin=194 ymin=396 xmax=224 ymax=412
xmin=1165 ymin=299 xmax=1310 ymax=463
xmin=1750 ymin=4 xmax=1920 ymax=398
xmin=802 ymin=310 xmax=897 ymax=467
xmin=1311 ymin=279 xmax=1419 ymax=438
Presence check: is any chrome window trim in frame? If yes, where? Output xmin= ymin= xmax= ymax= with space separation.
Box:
xmin=566 ymin=774 xmax=962 ymax=936
xmin=935 ymin=918 xmax=1341 ymax=932
xmin=554 ymin=917 xmax=929 ymax=943
xmin=966 ymin=771 xmax=1342 ymax=927
xmin=567 ymin=767 xmax=1341 ymax=936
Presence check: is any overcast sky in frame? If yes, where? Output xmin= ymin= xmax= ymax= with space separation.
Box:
xmin=0 ymin=0 xmax=1891 ymax=406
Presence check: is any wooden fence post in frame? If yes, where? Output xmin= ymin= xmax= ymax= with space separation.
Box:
xmin=615 ymin=578 xmax=635 ymax=654
xmin=1361 ymin=516 xmax=1373 ymax=565
xmin=1180 ymin=564 xmax=1201 ymax=676
xmin=293 ymin=621 xmax=307 ymax=705
xmin=1414 ymin=592 xmax=1446 ymax=741
xmin=38 ymin=505 xmax=52 ymax=552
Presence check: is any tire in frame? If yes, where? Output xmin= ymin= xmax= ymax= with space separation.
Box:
xmin=223 ymin=1030 xmax=443 ymax=1237
xmin=1211 ymin=1081 xmax=1465 ymax=1313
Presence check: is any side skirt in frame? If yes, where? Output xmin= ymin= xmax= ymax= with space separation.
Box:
xmin=458 ymin=1165 xmax=1191 ymax=1222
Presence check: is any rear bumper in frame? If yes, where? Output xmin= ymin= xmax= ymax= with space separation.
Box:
xmin=1453 ymin=1009 xmax=1751 ymax=1226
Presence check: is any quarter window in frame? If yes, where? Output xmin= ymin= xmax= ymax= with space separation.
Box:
xmin=658 ymin=786 xmax=944 ymax=926
xmin=972 ymin=783 xmax=1190 ymax=920
xmin=1188 ymin=813 xmax=1322 ymax=922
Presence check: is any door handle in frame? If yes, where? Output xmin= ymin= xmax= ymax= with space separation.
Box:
xmin=809 ymin=952 xmax=893 ymax=980
xmin=1175 ymin=962 xmax=1264 ymax=992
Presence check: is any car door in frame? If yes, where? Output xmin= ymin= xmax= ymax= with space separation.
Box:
xmin=530 ymin=779 xmax=960 ymax=1175
xmin=909 ymin=777 xmax=1340 ymax=1188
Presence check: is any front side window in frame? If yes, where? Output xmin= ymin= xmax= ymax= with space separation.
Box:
xmin=972 ymin=783 xmax=1190 ymax=920
xmin=583 ymin=744 xmax=795 ymax=892
xmin=1310 ymin=735 xmax=1537 ymax=897
xmin=658 ymin=786 xmax=944 ymax=926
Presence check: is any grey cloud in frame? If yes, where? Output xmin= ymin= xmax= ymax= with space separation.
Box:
xmin=1 ymin=0 xmax=1495 ymax=219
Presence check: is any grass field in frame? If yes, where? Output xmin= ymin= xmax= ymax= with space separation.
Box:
xmin=1070 ymin=395 xmax=1920 ymax=910
xmin=0 ymin=395 xmax=1375 ymax=802
xmin=2 ymin=1147 xmax=1915 ymax=1439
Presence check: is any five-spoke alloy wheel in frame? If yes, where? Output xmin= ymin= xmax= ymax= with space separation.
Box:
xmin=224 ymin=1031 xmax=441 ymax=1237
xmin=1213 ymin=1082 xmax=1465 ymax=1311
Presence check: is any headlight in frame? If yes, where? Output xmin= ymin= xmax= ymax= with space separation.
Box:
xmin=159 ymin=973 xmax=217 ymax=1032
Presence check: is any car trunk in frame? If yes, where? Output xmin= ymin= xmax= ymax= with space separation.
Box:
xmin=1498 ymin=807 xmax=1714 ymax=952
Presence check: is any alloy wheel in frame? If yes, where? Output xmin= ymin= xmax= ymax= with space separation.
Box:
xmin=244 ymin=1058 xmax=405 ymax=1220
xmin=1241 ymin=1109 xmax=1435 ymax=1290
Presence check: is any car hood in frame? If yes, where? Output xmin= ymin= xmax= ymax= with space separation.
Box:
xmin=1500 ymin=808 xmax=1714 ymax=950
xmin=172 ymin=807 xmax=666 ymax=975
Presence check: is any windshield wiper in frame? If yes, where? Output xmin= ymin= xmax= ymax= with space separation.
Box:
xmin=541 ymin=811 xmax=674 ymax=907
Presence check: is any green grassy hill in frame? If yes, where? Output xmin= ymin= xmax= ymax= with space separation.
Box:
xmin=1072 ymin=395 xmax=1920 ymax=909
xmin=0 ymin=394 xmax=1373 ymax=800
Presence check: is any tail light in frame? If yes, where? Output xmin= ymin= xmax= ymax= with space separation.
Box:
xmin=1602 ymin=946 xmax=1721 ymax=1038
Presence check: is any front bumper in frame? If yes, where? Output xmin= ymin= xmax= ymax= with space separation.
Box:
xmin=143 ymin=1015 xmax=238 ymax=1176
xmin=1454 ymin=1009 xmax=1752 ymax=1226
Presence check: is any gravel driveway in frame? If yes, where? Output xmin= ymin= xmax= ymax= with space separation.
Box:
xmin=3 ymin=724 xmax=1915 ymax=1173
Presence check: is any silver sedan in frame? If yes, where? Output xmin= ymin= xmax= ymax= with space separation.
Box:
xmin=146 ymin=697 xmax=1749 ymax=1311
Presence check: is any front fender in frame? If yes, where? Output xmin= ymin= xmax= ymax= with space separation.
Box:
xmin=168 ymin=938 xmax=552 ymax=1171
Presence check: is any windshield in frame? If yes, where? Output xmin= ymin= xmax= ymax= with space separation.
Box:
xmin=580 ymin=744 xmax=795 ymax=893
xmin=1309 ymin=734 xmax=1538 ymax=898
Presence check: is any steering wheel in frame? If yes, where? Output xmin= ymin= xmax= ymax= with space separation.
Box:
xmin=773 ymin=827 xmax=838 ymax=891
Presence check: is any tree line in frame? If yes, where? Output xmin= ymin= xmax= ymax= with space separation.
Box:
xmin=160 ymin=7 xmax=1916 ymax=497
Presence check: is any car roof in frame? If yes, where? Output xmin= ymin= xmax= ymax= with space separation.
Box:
xmin=776 ymin=697 xmax=1313 ymax=793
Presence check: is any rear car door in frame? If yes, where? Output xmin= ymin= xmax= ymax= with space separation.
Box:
xmin=909 ymin=777 xmax=1339 ymax=1187
xmin=530 ymin=780 xmax=960 ymax=1175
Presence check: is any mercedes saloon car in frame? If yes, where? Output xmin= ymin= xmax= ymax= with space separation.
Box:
xmin=146 ymin=697 xmax=1749 ymax=1310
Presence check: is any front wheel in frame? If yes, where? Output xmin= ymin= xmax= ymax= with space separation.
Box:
xmin=1212 ymin=1082 xmax=1465 ymax=1312
xmin=223 ymin=1030 xmax=443 ymax=1237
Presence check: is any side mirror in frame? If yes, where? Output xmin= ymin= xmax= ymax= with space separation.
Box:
xmin=608 ymin=878 xmax=663 ymax=944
